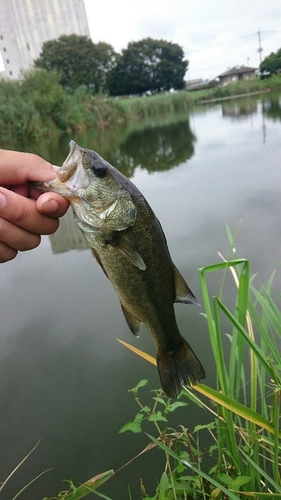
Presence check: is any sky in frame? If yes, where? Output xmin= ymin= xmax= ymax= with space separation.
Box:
xmin=83 ymin=0 xmax=281 ymax=81
xmin=0 ymin=0 xmax=280 ymax=81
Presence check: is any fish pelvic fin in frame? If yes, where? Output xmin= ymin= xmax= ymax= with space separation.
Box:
xmin=156 ymin=337 xmax=205 ymax=398
xmin=173 ymin=264 xmax=200 ymax=306
xmin=121 ymin=304 xmax=142 ymax=338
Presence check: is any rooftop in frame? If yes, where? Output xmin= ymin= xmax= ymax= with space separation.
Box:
xmin=218 ymin=65 xmax=258 ymax=78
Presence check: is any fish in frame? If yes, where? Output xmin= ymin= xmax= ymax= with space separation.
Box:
xmin=34 ymin=141 xmax=205 ymax=398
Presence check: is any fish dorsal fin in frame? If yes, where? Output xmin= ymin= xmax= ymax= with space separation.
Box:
xmin=173 ymin=264 xmax=200 ymax=306
xmin=111 ymin=238 xmax=146 ymax=271
xmin=121 ymin=304 xmax=142 ymax=337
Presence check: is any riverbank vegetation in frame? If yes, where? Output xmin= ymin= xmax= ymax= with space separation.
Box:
xmin=1 ymin=67 xmax=281 ymax=149
xmin=115 ymin=235 xmax=281 ymax=498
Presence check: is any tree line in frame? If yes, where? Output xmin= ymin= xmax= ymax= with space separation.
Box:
xmin=34 ymin=34 xmax=188 ymax=95
xmin=260 ymin=48 xmax=281 ymax=76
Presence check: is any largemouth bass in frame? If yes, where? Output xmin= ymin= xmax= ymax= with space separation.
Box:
xmin=35 ymin=141 xmax=205 ymax=397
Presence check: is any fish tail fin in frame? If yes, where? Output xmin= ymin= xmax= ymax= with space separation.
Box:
xmin=157 ymin=337 xmax=205 ymax=398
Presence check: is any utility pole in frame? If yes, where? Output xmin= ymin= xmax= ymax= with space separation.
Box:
xmin=257 ymin=30 xmax=263 ymax=64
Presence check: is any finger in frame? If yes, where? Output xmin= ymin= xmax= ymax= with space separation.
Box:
xmin=0 ymin=187 xmax=60 ymax=235
xmin=36 ymin=192 xmax=69 ymax=218
xmin=0 ymin=216 xmax=41 ymax=251
xmin=0 ymin=149 xmax=60 ymax=184
xmin=0 ymin=241 xmax=18 ymax=263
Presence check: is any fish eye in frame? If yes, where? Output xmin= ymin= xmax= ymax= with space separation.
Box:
xmin=91 ymin=160 xmax=107 ymax=178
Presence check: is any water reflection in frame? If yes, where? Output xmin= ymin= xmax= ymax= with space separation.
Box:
xmin=262 ymin=93 xmax=281 ymax=122
xmin=49 ymin=209 xmax=89 ymax=253
xmin=222 ymin=98 xmax=257 ymax=120
xmin=1 ymin=112 xmax=196 ymax=176
xmin=75 ymin=116 xmax=196 ymax=177
xmin=115 ymin=119 xmax=195 ymax=175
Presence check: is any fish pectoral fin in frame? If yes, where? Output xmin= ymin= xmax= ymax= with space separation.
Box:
xmin=91 ymin=248 xmax=108 ymax=277
xmin=112 ymin=238 xmax=146 ymax=271
xmin=173 ymin=264 xmax=200 ymax=306
xmin=121 ymin=305 xmax=142 ymax=338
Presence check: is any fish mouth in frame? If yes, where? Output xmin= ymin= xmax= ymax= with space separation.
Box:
xmin=42 ymin=141 xmax=90 ymax=197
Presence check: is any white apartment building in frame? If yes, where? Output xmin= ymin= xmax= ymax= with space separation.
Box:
xmin=0 ymin=0 xmax=90 ymax=79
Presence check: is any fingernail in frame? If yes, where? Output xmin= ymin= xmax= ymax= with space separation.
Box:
xmin=0 ymin=191 xmax=7 ymax=209
xmin=41 ymin=198 xmax=59 ymax=213
xmin=51 ymin=165 xmax=60 ymax=172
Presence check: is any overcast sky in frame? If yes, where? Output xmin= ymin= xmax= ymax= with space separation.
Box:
xmin=0 ymin=0 xmax=280 ymax=81
xmin=84 ymin=0 xmax=281 ymax=81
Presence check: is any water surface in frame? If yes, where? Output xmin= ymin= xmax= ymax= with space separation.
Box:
xmin=1 ymin=93 xmax=281 ymax=499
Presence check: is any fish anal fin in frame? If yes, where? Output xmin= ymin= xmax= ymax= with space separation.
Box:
xmin=121 ymin=305 xmax=142 ymax=338
xmin=111 ymin=237 xmax=146 ymax=271
xmin=173 ymin=264 xmax=200 ymax=306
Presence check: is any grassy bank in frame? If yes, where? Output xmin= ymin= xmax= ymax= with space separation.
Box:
xmin=196 ymin=74 xmax=281 ymax=102
xmin=1 ymin=69 xmax=281 ymax=148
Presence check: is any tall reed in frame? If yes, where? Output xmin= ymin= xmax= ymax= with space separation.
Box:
xmin=119 ymin=230 xmax=281 ymax=498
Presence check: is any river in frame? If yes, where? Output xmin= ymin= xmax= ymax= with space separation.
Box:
xmin=0 ymin=93 xmax=281 ymax=499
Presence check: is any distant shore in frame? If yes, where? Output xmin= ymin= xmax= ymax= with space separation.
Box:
xmin=1 ymin=70 xmax=280 ymax=147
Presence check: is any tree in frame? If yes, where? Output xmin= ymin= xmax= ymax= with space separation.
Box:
xmin=108 ymin=38 xmax=188 ymax=96
xmin=34 ymin=34 xmax=116 ymax=91
xmin=92 ymin=42 xmax=117 ymax=92
xmin=260 ymin=48 xmax=281 ymax=76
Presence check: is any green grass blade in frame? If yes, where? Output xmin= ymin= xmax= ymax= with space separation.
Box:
xmin=216 ymin=298 xmax=277 ymax=382
xmin=194 ymin=384 xmax=279 ymax=438
xmin=147 ymin=434 xmax=241 ymax=500
xmin=55 ymin=470 xmax=114 ymax=500
xmin=240 ymin=450 xmax=281 ymax=492
xmin=12 ymin=469 xmax=52 ymax=500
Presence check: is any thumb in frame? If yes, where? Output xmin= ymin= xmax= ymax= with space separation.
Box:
xmin=36 ymin=192 xmax=69 ymax=218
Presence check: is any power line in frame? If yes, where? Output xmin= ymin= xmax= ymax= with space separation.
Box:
xmin=186 ymin=30 xmax=281 ymax=56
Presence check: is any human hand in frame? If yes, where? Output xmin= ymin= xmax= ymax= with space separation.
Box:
xmin=0 ymin=149 xmax=69 ymax=263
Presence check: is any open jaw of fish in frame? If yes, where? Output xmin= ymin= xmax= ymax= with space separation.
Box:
xmin=34 ymin=141 xmax=205 ymax=398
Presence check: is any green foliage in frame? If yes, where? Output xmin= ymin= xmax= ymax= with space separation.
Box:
xmin=20 ymin=69 xmax=68 ymax=129
xmin=34 ymin=34 xmax=116 ymax=92
xmin=119 ymin=233 xmax=281 ymax=498
xmin=43 ymin=470 xmax=114 ymax=499
xmin=198 ymin=74 xmax=281 ymax=101
xmin=260 ymin=48 xmax=281 ymax=76
xmin=108 ymin=38 xmax=188 ymax=96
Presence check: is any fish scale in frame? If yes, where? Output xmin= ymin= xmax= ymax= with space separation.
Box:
xmin=33 ymin=141 xmax=205 ymax=398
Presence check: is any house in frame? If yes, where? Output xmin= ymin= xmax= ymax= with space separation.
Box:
xmin=218 ymin=65 xmax=257 ymax=86
xmin=185 ymin=79 xmax=204 ymax=90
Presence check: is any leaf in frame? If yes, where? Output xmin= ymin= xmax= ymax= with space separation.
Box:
xmin=141 ymin=405 xmax=151 ymax=413
xmin=193 ymin=422 xmax=216 ymax=433
xmin=44 ymin=470 xmax=114 ymax=500
xmin=194 ymin=383 xmax=280 ymax=438
xmin=217 ymin=473 xmax=232 ymax=485
xmin=117 ymin=339 xmax=157 ymax=366
xmin=128 ymin=379 xmax=148 ymax=394
xmin=168 ymin=401 xmax=188 ymax=412
xmin=148 ymin=411 xmax=168 ymax=423
xmin=147 ymin=434 xmax=241 ymax=500
xmin=159 ymin=471 xmax=169 ymax=500
xmin=153 ymin=397 xmax=166 ymax=405
xmin=232 ymin=476 xmax=251 ymax=488
xmin=119 ymin=413 xmax=144 ymax=434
